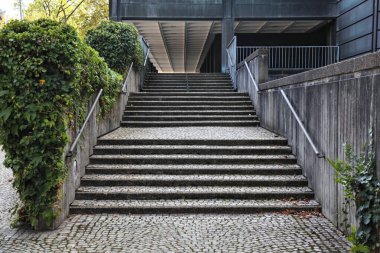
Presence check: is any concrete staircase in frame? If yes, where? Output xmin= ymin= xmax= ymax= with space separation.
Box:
xmin=70 ymin=73 xmax=320 ymax=214
xmin=123 ymin=73 xmax=259 ymax=127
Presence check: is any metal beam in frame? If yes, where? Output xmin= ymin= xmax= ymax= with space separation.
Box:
xmin=193 ymin=22 xmax=213 ymax=72
xmin=158 ymin=21 xmax=174 ymax=72
xmin=196 ymin=22 xmax=216 ymax=72
xmin=281 ymin=21 xmax=296 ymax=33
xmin=256 ymin=22 xmax=268 ymax=33
xmin=184 ymin=22 xmax=188 ymax=72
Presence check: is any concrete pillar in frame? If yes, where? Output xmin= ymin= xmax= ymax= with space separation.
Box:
xmin=255 ymin=49 xmax=269 ymax=86
xmin=221 ymin=0 xmax=234 ymax=73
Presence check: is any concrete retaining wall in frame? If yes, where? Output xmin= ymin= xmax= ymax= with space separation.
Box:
xmin=43 ymin=69 xmax=141 ymax=229
xmin=237 ymin=51 xmax=380 ymax=237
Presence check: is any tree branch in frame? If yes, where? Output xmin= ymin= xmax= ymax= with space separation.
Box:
xmin=64 ymin=0 xmax=86 ymax=21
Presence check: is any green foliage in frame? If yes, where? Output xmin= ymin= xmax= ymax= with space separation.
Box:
xmin=348 ymin=227 xmax=370 ymax=253
xmin=85 ymin=21 xmax=143 ymax=75
xmin=23 ymin=0 xmax=109 ymax=37
xmin=327 ymin=129 xmax=380 ymax=252
xmin=0 ymin=19 xmax=121 ymax=229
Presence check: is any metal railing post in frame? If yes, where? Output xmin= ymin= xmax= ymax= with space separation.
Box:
xmin=236 ymin=46 xmax=340 ymax=70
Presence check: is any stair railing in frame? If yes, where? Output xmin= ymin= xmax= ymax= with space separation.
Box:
xmin=244 ymin=61 xmax=259 ymax=92
xmin=237 ymin=46 xmax=340 ymax=69
xmin=139 ymin=45 xmax=150 ymax=91
xmin=242 ymin=57 xmax=323 ymax=158
xmin=144 ymin=48 xmax=150 ymax=67
xmin=67 ymin=88 xmax=103 ymax=157
xmin=226 ymin=36 xmax=237 ymax=90
xmin=278 ymin=89 xmax=323 ymax=158
xmin=122 ymin=62 xmax=134 ymax=94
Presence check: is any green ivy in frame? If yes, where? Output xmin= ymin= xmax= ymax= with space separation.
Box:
xmin=0 ymin=19 xmax=121 ymax=229
xmin=327 ymin=129 xmax=380 ymax=252
xmin=85 ymin=20 xmax=143 ymax=75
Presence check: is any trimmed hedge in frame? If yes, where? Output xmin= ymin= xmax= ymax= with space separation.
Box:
xmin=85 ymin=21 xmax=143 ymax=75
xmin=0 ymin=19 xmax=121 ymax=228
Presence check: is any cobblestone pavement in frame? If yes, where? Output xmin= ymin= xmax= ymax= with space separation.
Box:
xmin=100 ymin=127 xmax=283 ymax=140
xmin=0 ymin=149 xmax=18 ymax=227
xmin=0 ymin=149 xmax=351 ymax=253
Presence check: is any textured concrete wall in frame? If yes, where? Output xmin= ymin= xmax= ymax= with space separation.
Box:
xmin=47 ymin=69 xmax=141 ymax=229
xmin=236 ymin=49 xmax=268 ymax=119
xmin=237 ymin=51 xmax=380 ymax=236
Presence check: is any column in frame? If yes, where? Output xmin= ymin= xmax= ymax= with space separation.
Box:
xmin=221 ymin=0 xmax=234 ymax=73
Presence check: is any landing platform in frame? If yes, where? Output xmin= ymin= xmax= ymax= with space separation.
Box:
xmin=101 ymin=127 xmax=284 ymax=140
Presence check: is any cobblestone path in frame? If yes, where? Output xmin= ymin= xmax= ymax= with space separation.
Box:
xmin=0 ymin=149 xmax=351 ymax=252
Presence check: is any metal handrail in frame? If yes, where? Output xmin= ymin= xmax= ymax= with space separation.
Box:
xmin=67 ymin=89 xmax=103 ymax=157
xmin=226 ymin=49 xmax=237 ymax=90
xmin=227 ymin=36 xmax=236 ymax=48
xmin=226 ymin=49 xmax=234 ymax=67
xmin=122 ymin=62 xmax=134 ymax=93
xmin=279 ymin=89 xmax=323 ymax=158
xmin=143 ymin=48 xmax=150 ymax=67
xmin=240 ymin=54 xmax=322 ymax=158
xmin=244 ymin=61 xmax=259 ymax=92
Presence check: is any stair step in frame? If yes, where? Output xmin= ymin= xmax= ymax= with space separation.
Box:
xmin=148 ymin=77 xmax=230 ymax=79
xmin=146 ymin=81 xmax=231 ymax=83
xmin=80 ymin=174 xmax=308 ymax=187
xmin=85 ymin=164 xmax=303 ymax=175
xmin=75 ymin=186 xmax=314 ymax=200
xmin=147 ymin=78 xmax=231 ymax=80
xmin=70 ymin=199 xmax=320 ymax=214
xmin=123 ymin=110 xmax=256 ymax=116
xmin=129 ymin=92 xmax=248 ymax=96
xmin=147 ymin=73 xmax=229 ymax=75
xmin=122 ymin=116 xmax=259 ymax=122
xmin=143 ymin=86 xmax=233 ymax=88
xmin=92 ymin=145 xmax=292 ymax=155
xmin=127 ymin=101 xmax=252 ymax=106
xmin=143 ymin=85 xmax=233 ymax=87
xmin=148 ymin=75 xmax=230 ymax=78
xmin=128 ymin=96 xmax=250 ymax=101
xmin=142 ymin=88 xmax=234 ymax=90
xmin=144 ymin=82 xmax=232 ymax=84
xmin=89 ymin=154 xmax=297 ymax=165
xmin=96 ymin=139 xmax=288 ymax=146
xmin=126 ymin=106 xmax=254 ymax=111
xmin=146 ymin=79 xmax=232 ymax=81
xmin=120 ymin=121 xmax=260 ymax=127
xmin=142 ymin=89 xmax=235 ymax=92
xmin=142 ymin=87 xmax=234 ymax=90
xmin=144 ymin=85 xmax=233 ymax=88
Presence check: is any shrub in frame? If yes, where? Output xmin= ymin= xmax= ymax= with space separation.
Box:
xmin=0 ymin=19 xmax=121 ymax=228
xmin=327 ymin=129 xmax=380 ymax=252
xmin=85 ymin=20 xmax=143 ymax=75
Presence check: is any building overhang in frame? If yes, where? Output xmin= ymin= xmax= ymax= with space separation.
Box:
xmin=127 ymin=20 xmax=330 ymax=73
